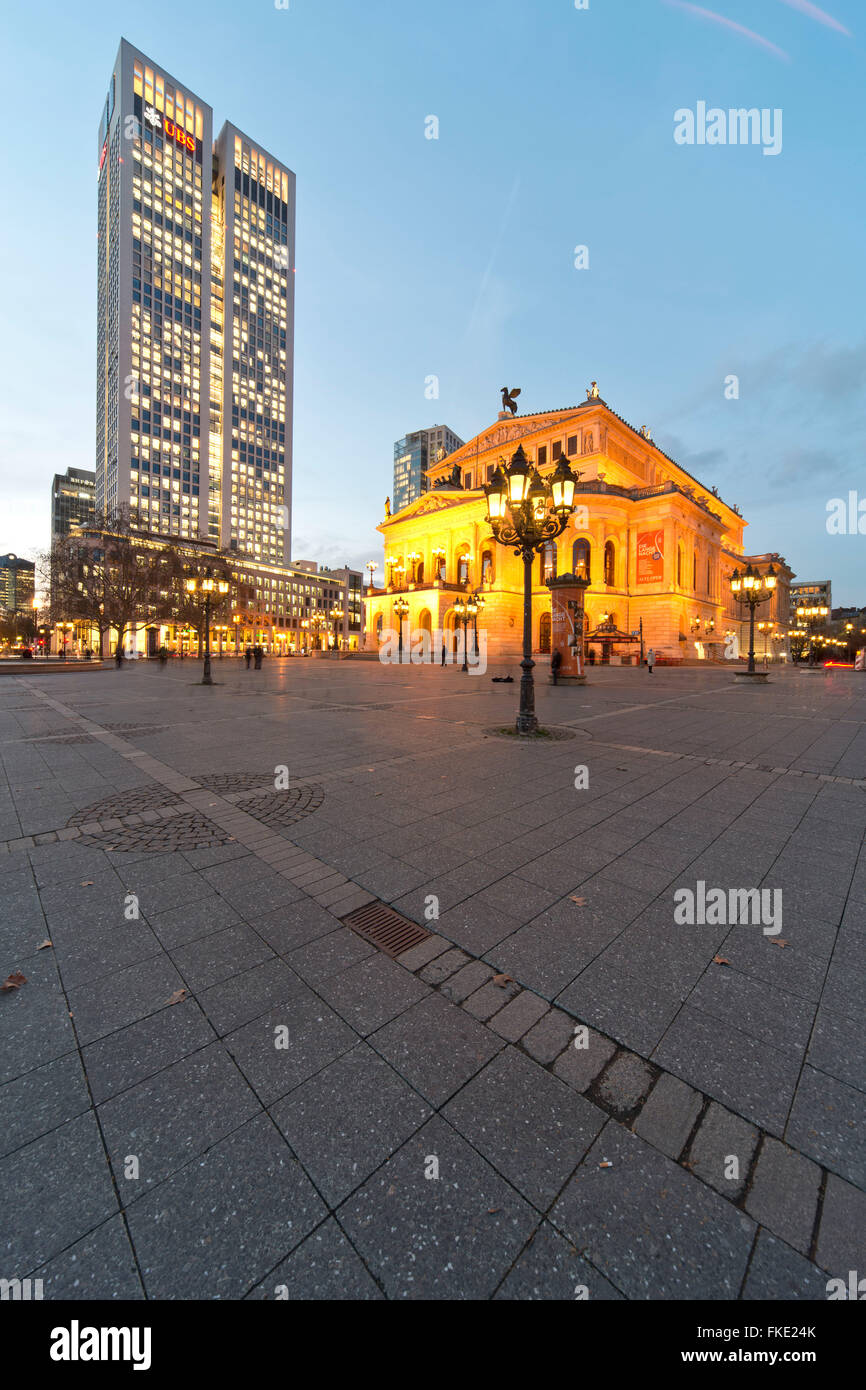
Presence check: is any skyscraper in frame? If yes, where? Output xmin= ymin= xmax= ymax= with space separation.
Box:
xmin=51 ymin=468 xmax=96 ymax=539
xmin=96 ymin=40 xmax=295 ymax=565
xmin=393 ymin=425 xmax=464 ymax=513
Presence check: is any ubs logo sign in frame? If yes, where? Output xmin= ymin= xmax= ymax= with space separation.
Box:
xmin=144 ymin=103 xmax=197 ymax=155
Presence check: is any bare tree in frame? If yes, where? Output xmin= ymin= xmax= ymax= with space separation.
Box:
xmin=45 ymin=510 xmax=170 ymax=658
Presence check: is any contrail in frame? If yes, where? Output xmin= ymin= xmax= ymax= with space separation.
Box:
xmin=663 ymin=1 xmax=791 ymax=60
xmin=776 ymin=0 xmax=850 ymax=36
xmin=465 ymin=175 xmax=521 ymax=339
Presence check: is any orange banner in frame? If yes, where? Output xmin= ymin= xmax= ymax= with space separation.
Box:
xmin=637 ymin=530 xmax=665 ymax=585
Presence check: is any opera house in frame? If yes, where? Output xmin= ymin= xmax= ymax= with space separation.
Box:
xmin=366 ymin=385 xmax=792 ymax=665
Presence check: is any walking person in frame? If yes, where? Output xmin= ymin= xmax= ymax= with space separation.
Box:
xmin=253 ymin=644 xmax=263 ymax=670
xmin=551 ymin=648 xmax=562 ymax=686
xmin=245 ymin=645 xmax=252 ymax=670
xmin=647 ymin=647 xmax=655 ymax=675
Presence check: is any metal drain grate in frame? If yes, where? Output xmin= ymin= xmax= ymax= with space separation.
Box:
xmin=340 ymin=901 xmax=431 ymax=958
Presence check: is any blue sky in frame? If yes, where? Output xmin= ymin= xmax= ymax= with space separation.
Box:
xmin=0 ymin=0 xmax=863 ymax=600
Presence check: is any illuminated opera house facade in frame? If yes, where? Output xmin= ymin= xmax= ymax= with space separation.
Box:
xmin=366 ymin=385 xmax=792 ymax=665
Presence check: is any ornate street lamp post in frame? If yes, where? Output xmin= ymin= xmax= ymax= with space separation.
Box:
xmin=452 ymin=596 xmax=474 ymax=673
xmin=330 ymin=605 xmax=344 ymax=651
xmin=730 ymin=563 xmax=776 ymax=678
xmin=484 ymin=445 xmax=579 ymax=733
xmin=366 ymin=561 xmax=378 ymax=593
xmin=393 ymin=596 xmax=410 ymax=664
xmin=185 ymin=567 xmax=229 ymax=685
xmin=471 ymin=590 xmax=485 ymax=658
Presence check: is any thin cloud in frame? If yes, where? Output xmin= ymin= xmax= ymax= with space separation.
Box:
xmin=663 ymin=1 xmax=791 ymax=61
xmin=776 ymin=0 xmax=851 ymax=37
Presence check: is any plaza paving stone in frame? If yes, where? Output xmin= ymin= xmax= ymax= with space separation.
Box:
xmin=1 ymin=661 xmax=864 ymax=1299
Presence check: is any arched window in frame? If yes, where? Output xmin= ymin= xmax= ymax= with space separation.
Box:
xmin=375 ymin=613 xmax=383 ymax=644
xmin=540 ymin=540 xmax=557 ymax=583
xmin=539 ymin=612 xmax=552 ymax=653
xmin=481 ymin=549 xmax=494 ymax=583
xmin=573 ymin=538 xmax=591 ymax=580
xmin=457 ymin=552 xmax=470 ymax=584
xmin=415 ymin=559 xmax=424 ymax=584
xmin=433 ymin=550 xmax=446 ymax=580
xmin=603 ymin=541 xmax=615 ymax=586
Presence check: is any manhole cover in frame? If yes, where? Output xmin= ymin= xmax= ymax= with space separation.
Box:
xmin=77 ymin=812 xmax=232 ymax=853
xmin=233 ymin=785 xmax=324 ymax=829
xmin=341 ymin=901 xmax=431 ymax=957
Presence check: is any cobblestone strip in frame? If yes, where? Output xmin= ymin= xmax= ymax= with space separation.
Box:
xmin=12 ymin=681 xmax=377 ymax=917
xmin=394 ymin=937 xmax=840 ymax=1272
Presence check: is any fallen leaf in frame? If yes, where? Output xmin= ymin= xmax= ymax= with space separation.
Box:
xmin=570 ymin=895 xmax=587 ymax=906
xmin=1 ymin=971 xmax=27 ymax=991
xmin=37 ymin=940 xmax=53 ymax=951
xmin=769 ymin=938 xmax=789 ymax=948
xmin=487 ymin=1208 xmax=501 ymax=1214
xmin=165 ymin=988 xmax=188 ymax=1005
xmin=491 ymin=973 xmax=513 ymax=988
xmin=713 ymin=956 xmax=731 ymax=967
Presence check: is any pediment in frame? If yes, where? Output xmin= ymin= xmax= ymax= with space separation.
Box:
xmin=439 ymin=411 xmax=590 ymax=470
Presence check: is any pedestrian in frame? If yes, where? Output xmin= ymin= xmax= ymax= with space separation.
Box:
xmin=440 ymin=639 xmax=446 ymax=667
xmin=245 ymin=646 xmax=252 ymax=670
xmin=158 ymin=645 xmax=168 ymax=668
xmin=253 ymin=644 xmax=263 ymax=670
xmin=551 ymin=648 xmax=562 ymax=686
xmin=115 ymin=645 xmax=123 ymax=668
xmin=647 ymin=647 xmax=655 ymax=674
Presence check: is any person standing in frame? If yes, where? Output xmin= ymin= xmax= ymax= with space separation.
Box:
xmin=647 ymin=647 xmax=655 ymax=675
xmin=253 ymin=644 xmax=263 ymax=670
xmin=245 ymin=646 xmax=252 ymax=670
xmin=551 ymin=649 xmax=562 ymax=686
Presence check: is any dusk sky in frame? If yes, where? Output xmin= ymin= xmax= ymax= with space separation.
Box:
xmin=0 ymin=0 xmax=862 ymax=599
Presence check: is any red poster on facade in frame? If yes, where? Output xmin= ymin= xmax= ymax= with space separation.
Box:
xmin=637 ymin=530 xmax=665 ymax=585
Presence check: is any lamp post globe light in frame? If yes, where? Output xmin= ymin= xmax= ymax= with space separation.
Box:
xmin=330 ymin=605 xmax=344 ymax=651
xmin=366 ymin=561 xmax=378 ymax=593
xmin=484 ymin=445 xmax=579 ymax=733
xmin=729 ymin=563 xmax=776 ymax=680
xmin=393 ymin=595 xmax=410 ymax=664
xmin=185 ymin=567 xmax=230 ymax=686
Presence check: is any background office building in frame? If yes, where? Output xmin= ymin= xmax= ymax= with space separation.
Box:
xmin=393 ymin=425 xmax=463 ymax=513
xmin=792 ymin=580 xmax=832 ymax=617
xmin=96 ymin=39 xmax=295 ymax=566
xmin=51 ymin=468 xmax=96 ymax=538
xmin=0 ymin=554 xmax=36 ymax=616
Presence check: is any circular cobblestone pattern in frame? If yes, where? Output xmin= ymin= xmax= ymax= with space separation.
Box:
xmin=233 ymin=785 xmax=324 ymax=828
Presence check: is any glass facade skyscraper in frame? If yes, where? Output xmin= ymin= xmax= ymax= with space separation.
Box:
xmin=96 ymin=40 xmax=295 ymax=565
xmin=393 ymin=425 xmax=464 ymax=513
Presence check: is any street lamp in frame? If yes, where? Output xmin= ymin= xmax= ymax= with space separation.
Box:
xmin=470 ymin=590 xmax=485 ymax=658
xmin=366 ymin=561 xmax=378 ymax=593
xmin=452 ymin=595 xmax=474 ymax=673
xmin=309 ymin=612 xmax=326 ymax=650
xmin=729 ymin=563 xmax=776 ymax=677
xmin=393 ymin=596 xmax=410 ymax=664
xmin=484 ymin=446 xmax=579 ymax=733
xmin=330 ymin=605 xmax=344 ymax=651
xmin=185 ymin=568 xmax=229 ymax=685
